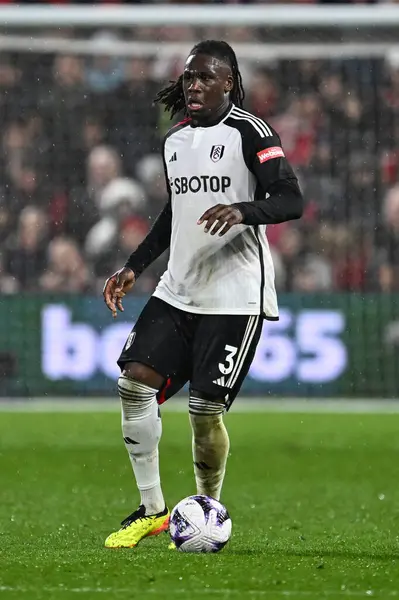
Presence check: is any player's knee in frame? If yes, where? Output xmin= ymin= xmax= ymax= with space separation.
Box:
xmin=118 ymin=373 xmax=159 ymax=421
xmin=189 ymin=389 xmax=226 ymax=416
xmin=189 ymin=390 xmax=226 ymax=436
xmin=122 ymin=362 xmax=164 ymax=390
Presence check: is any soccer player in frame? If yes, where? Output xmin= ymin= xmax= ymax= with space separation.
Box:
xmin=102 ymin=40 xmax=303 ymax=549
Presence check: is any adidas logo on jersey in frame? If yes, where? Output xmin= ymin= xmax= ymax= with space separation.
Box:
xmin=169 ymin=152 xmax=177 ymax=163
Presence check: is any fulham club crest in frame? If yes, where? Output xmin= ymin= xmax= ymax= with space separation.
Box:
xmin=210 ymin=145 xmax=225 ymax=162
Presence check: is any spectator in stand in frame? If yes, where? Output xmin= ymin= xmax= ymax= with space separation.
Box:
xmin=2 ymin=112 xmax=49 ymax=178
xmin=109 ymin=56 xmax=160 ymax=174
xmin=103 ymin=215 xmax=161 ymax=294
xmin=0 ymin=204 xmax=11 ymax=244
xmin=40 ymin=236 xmax=93 ymax=293
xmin=135 ymin=154 xmax=168 ymax=218
xmin=47 ymin=114 xmax=108 ymax=238
xmin=0 ymin=253 xmax=19 ymax=294
xmin=377 ymin=184 xmax=399 ymax=292
xmin=344 ymin=153 xmax=376 ymax=225
xmin=292 ymin=255 xmax=333 ymax=292
xmin=25 ymin=111 xmax=51 ymax=165
xmin=46 ymin=54 xmax=87 ymax=112
xmin=86 ymin=31 xmax=125 ymax=95
xmin=85 ymin=176 xmax=147 ymax=278
xmin=380 ymin=59 xmax=399 ymax=186
xmin=332 ymin=227 xmax=371 ymax=292
xmin=69 ymin=113 xmax=107 ymax=189
xmin=274 ymin=225 xmax=307 ymax=292
xmin=2 ymin=118 xmax=31 ymax=185
xmin=0 ymin=57 xmax=23 ymax=122
xmin=3 ymin=160 xmax=51 ymax=233
xmin=40 ymin=54 xmax=89 ymax=188
xmin=318 ymin=73 xmax=344 ymax=116
xmin=318 ymin=223 xmax=370 ymax=291
xmin=66 ymin=145 xmax=123 ymax=245
xmin=271 ymin=94 xmax=320 ymax=169
xmin=247 ymin=70 xmax=279 ymax=120
xmin=5 ymin=206 xmax=48 ymax=291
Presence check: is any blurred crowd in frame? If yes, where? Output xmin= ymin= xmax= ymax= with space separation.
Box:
xmin=2 ymin=24 xmax=399 ymax=295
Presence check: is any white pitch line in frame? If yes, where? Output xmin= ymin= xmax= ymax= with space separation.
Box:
xmin=0 ymin=586 xmax=396 ymax=596
xmin=1 ymin=398 xmax=399 ymax=414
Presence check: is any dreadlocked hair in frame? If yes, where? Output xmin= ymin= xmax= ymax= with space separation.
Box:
xmin=154 ymin=40 xmax=245 ymax=119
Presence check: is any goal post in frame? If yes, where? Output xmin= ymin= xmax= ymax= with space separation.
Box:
xmin=2 ymin=4 xmax=399 ymax=27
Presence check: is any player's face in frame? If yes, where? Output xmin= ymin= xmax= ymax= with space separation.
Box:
xmin=183 ymin=53 xmax=233 ymax=122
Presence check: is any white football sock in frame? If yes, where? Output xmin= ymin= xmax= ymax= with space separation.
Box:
xmin=118 ymin=374 xmax=165 ymax=515
xmin=189 ymin=396 xmax=230 ymax=501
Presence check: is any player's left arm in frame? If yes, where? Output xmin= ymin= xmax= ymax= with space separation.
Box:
xmin=234 ymin=128 xmax=303 ymax=226
xmin=198 ymin=126 xmax=303 ymax=236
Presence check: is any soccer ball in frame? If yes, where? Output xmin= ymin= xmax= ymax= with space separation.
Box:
xmin=169 ymin=495 xmax=232 ymax=553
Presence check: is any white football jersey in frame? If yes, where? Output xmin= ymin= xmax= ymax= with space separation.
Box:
xmin=151 ymin=104 xmax=298 ymax=318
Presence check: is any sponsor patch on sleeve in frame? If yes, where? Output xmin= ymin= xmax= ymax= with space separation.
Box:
xmin=257 ymin=146 xmax=285 ymax=164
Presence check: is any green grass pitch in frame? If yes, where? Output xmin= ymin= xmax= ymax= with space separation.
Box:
xmin=1 ymin=407 xmax=399 ymax=600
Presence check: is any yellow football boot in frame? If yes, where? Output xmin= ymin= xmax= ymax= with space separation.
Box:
xmin=105 ymin=505 xmax=170 ymax=549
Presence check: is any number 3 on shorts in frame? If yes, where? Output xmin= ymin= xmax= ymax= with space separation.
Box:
xmin=219 ymin=345 xmax=238 ymax=375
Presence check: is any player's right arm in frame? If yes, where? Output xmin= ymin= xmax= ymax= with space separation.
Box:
xmin=103 ymin=189 xmax=172 ymax=318
xmin=103 ymin=136 xmax=173 ymax=317
xmin=123 ymin=197 xmax=172 ymax=277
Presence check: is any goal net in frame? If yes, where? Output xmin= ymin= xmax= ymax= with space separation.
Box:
xmin=1 ymin=6 xmax=399 ymax=399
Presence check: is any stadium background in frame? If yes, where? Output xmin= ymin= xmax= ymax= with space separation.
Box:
xmin=2 ymin=2 xmax=399 ymax=400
